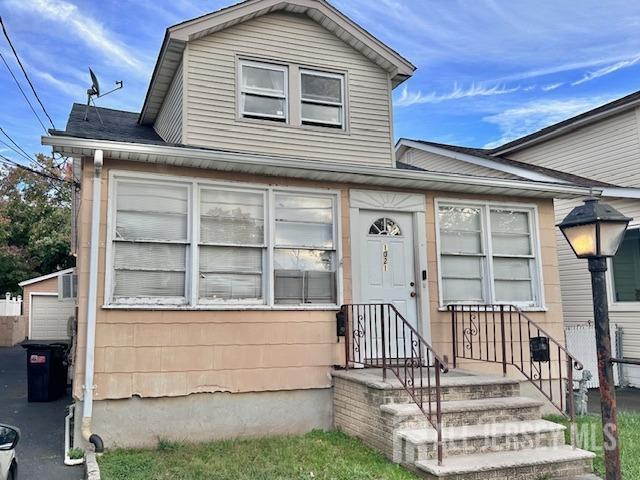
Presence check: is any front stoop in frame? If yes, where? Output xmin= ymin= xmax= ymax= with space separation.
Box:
xmin=332 ymin=369 xmax=596 ymax=480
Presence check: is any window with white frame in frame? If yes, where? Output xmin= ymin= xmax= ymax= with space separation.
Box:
xmin=300 ymin=70 xmax=344 ymax=128
xmin=112 ymin=181 xmax=190 ymax=304
xmin=437 ymin=202 xmax=540 ymax=307
xmin=239 ymin=60 xmax=288 ymax=122
xmin=274 ymin=193 xmax=337 ymax=304
xmin=611 ymin=228 xmax=640 ymax=302
xmin=108 ymin=175 xmax=339 ymax=307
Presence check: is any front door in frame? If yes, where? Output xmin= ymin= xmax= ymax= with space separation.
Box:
xmin=359 ymin=210 xmax=418 ymax=359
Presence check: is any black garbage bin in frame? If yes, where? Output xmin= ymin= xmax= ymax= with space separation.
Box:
xmin=22 ymin=342 xmax=69 ymax=402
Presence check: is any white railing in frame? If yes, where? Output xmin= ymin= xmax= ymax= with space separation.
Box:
xmin=0 ymin=293 xmax=22 ymax=316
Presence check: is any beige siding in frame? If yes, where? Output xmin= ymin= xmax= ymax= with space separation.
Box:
xmin=184 ymin=12 xmax=393 ymax=166
xmin=72 ymin=157 xmax=564 ymax=400
xmin=399 ymin=148 xmax=520 ymax=179
xmin=154 ymin=60 xmax=183 ymax=144
xmin=510 ymin=108 xmax=640 ymax=187
xmin=554 ymin=197 xmax=640 ymax=386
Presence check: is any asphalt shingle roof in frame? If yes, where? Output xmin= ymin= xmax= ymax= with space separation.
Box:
xmin=50 ymin=103 xmax=168 ymax=145
xmin=406 ymin=139 xmax=612 ymax=188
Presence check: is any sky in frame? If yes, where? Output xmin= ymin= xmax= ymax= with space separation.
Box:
xmin=1 ymin=0 xmax=640 ymax=165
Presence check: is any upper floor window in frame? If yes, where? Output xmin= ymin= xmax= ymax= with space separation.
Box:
xmin=300 ymin=70 xmax=344 ymax=128
xmin=611 ymin=228 xmax=640 ymax=302
xmin=239 ymin=60 xmax=288 ymax=122
xmin=437 ymin=201 xmax=542 ymax=308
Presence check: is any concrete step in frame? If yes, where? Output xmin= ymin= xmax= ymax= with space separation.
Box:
xmin=381 ymin=396 xmax=544 ymax=428
xmin=415 ymin=446 xmax=595 ymax=479
xmin=333 ymin=369 xmax=520 ymax=403
xmin=398 ymin=419 xmax=566 ymax=461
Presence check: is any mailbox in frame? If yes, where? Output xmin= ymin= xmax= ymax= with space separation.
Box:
xmin=530 ymin=336 xmax=550 ymax=363
xmin=336 ymin=308 xmax=347 ymax=337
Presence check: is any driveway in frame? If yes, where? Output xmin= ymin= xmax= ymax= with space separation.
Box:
xmin=0 ymin=346 xmax=83 ymax=480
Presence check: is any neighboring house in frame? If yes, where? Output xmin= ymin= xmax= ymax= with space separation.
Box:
xmin=18 ymin=268 xmax=76 ymax=341
xmin=42 ymin=0 xmax=598 ymax=476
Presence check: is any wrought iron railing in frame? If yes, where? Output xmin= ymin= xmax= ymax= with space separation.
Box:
xmin=448 ymin=304 xmax=582 ymax=446
xmin=340 ymin=303 xmax=448 ymax=465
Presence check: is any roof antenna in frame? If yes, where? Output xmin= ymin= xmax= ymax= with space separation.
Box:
xmin=83 ymin=68 xmax=124 ymax=124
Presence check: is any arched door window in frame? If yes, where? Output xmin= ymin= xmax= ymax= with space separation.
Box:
xmin=368 ymin=217 xmax=402 ymax=236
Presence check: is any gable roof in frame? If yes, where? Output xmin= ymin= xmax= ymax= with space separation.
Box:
xmin=491 ymin=89 xmax=640 ymax=155
xmin=139 ymin=0 xmax=416 ymax=125
xmin=397 ymin=139 xmax=611 ymax=188
xmin=19 ymin=268 xmax=75 ymax=288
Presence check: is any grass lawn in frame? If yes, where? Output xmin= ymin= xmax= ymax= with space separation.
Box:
xmin=546 ymin=412 xmax=640 ymax=478
xmin=98 ymin=430 xmax=418 ymax=480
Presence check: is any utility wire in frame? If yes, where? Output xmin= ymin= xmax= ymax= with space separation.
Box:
xmin=0 ymin=153 xmax=76 ymax=185
xmin=0 ymin=137 xmax=32 ymax=163
xmin=0 ymin=16 xmax=56 ymax=130
xmin=0 ymin=53 xmax=48 ymax=133
xmin=0 ymin=127 xmax=33 ymax=162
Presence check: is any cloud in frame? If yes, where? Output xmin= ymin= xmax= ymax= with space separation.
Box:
xmin=541 ymin=82 xmax=563 ymax=92
xmin=33 ymin=71 xmax=84 ymax=97
xmin=572 ymin=53 xmax=640 ymax=85
xmin=5 ymin=0 xmax=142 ymax=69
xmin=395 ymin=83 xmax=520 ymax=107
xmin=482 ymin=95 xmax=619 ymax=148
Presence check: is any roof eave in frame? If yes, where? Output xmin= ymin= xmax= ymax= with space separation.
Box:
xmin=18 ymin=267 xmax=75 ymax=287
xmin=42 ymin=135 xmax=600 ymax=200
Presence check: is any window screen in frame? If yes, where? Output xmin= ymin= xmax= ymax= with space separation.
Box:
xmin=300 ymin=70 xmax=344 ymax=128
xmin=113 ymin=181 xmax=189 ymax=302
xmin=274 ymin=194 xmax=336 ymax=304
xmin=240 ymin=61 xmax=287 ymax=121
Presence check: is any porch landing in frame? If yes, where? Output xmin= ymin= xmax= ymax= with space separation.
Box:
xmin=332 ymin=368 xmax=595 ymax=480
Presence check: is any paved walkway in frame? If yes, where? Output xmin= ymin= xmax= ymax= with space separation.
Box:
xmin=0 ymin=346 xmax=83 ymax=480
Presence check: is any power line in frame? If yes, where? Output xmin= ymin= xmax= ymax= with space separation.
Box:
xmin=0 ymin=16 xmax=56 ymax=130
xmin=0 ymin=153 xmax=75 ymax=185
xmin=0 ymin=127 xmax=32 ymax=162
xmin=0 ymin=137 xmax=32 ymax=163
xmin=0 ymin=53 xmax=48 ymax=133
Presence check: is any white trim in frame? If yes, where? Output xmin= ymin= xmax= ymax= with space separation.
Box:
xmin=397 ymin=139 xmax=571 ymax=184
xmin=348 ymin=189 xmax=431 ymax=344
xmin=105 ymin=169 xmax=343 ymax=310
xmin=43 ymin=135 xmax=600 ymax=199
xmin=28 ymin=292 xmax=61 ymax=340
xmin=434 ymin=197 xmax=546 ymax=310
xmin=602 ymin=187 xmax=640 ymax=199
xmin=19 ymin=268 xmax=75 ymax=287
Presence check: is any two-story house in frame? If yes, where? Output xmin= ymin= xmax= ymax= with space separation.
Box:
xmin=44 ymin=0 xmax=598 ymax=477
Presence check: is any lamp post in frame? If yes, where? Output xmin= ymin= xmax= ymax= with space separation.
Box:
xmin=558 ymin=198 xmax=631 ymax=480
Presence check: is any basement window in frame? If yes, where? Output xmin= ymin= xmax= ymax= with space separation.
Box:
xmin=239 ymin=60 xmax=288 ymax=122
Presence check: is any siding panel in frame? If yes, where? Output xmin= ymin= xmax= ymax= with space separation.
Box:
xmin=185 ymin=12 xmax=393 ymax=166
xmin=154 ymin=61 xmax=183 ymax=144
xmin=510 ymin=108 xmax=640 ymax=187
xmin=399 ymin=148 xmax=521 ymax=179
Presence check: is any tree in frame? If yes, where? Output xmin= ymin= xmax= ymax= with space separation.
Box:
xmin=0 ymin=155 xmax=75 ymax=294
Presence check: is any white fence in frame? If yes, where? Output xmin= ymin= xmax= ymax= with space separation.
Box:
xmin=565 ymin=323 xmax=620 ymax=389
xmin=0 ymin=293 xmax=22 ymax=316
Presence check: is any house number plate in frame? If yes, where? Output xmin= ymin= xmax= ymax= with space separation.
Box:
xmin=383 ymin=244 xmax=389 ymax=272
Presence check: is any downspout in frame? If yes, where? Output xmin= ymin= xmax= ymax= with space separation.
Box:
xmin=81 ymin=150 xmax=104 ymax=453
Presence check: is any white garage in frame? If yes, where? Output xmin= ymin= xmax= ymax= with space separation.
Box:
xmin=30 ymin=294 xmax=74 ymax=340
xmin=19 ymin=268 xmax=76 ymax=341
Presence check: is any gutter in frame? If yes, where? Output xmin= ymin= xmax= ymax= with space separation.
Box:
xmin=42 ymin=135 xmax=601 ymax=199
xmin=81 ymin=149 xmax=104 ymax=453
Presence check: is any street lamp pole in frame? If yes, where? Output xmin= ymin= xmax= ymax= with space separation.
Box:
xmin=588 ymin=256 xmax=620 ymax=480
xmin=558 ymin=198 xmax=631 ymax=480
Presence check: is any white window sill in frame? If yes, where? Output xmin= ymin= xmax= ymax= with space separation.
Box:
xmin=102 ymin=304 xmax=341 ymax=311
xmin=609 ymin=302 xmax=640 ymax=312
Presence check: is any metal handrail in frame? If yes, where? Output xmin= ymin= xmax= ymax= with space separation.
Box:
xmin=341 ymin=303 xmax=448 ymax=465
xmin=448 ymin=304 xmax=583 ymax=447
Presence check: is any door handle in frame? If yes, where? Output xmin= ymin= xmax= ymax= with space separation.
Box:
xmin=410 ymin=291 xmax=416 ymax=298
